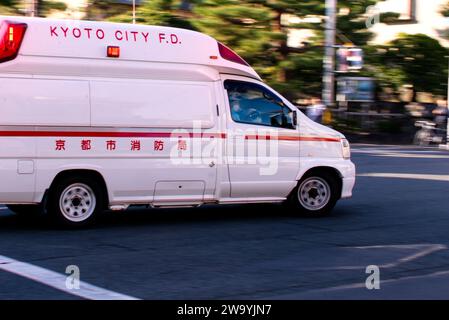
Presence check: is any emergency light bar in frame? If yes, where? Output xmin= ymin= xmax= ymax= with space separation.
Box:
xmin=0 ymin=21 xmax=27 ymax=63
xmin=218 ymin=42 xmax=249 ymax=66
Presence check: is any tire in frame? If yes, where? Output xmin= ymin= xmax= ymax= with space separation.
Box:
xmin=288 ymin=171 xmax=340 ymax=217
xmin=6 ymin=204 xmax=43 ymax=216
xmin=46 ymin=175 xmax=106 ymax=227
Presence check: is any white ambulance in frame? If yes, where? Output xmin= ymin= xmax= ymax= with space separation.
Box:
xmin=0 ymin=16 xmax=355 ymax=227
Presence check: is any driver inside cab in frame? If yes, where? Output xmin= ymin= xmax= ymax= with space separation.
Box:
xmin=228 ymin=81 xmax=294 ymax=129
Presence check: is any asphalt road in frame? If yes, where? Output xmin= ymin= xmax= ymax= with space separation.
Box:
xmin=1 ymin=144 xmax=449 ymax=300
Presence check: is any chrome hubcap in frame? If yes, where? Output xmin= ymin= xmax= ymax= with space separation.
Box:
xmin=59 ymin=183 xmax=96 ymax=222
xmin=298 ymin=177 xmax=331 ymax=211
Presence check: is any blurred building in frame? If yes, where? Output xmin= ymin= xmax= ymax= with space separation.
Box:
xmin=46 ymin=0 xmax=86 ymax=19
xmin=370 ymin=0 xmax=449 ymax=47
xmin=281 ymin=14 xmax=322 ymax=49
xmin=282 ymin=0 xmax=449 ymax=49
xmin=19 ymin=0 xmax=86 ymax=19
xmin=19 ymin=0 xmax=143 ymax=20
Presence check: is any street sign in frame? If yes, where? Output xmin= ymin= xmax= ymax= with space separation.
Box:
xmin=336 ymin=47 xmax=363 ymax=72
xmin=336 ymin=77 xmax=375 ymax=102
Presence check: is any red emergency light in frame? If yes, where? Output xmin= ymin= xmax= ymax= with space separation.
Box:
xmin=217 ymin=42 xmax=249 ymax=66
xmin=0 ymin=21 xmax=27 ymax=63
xmin=107 ymin=46 xmax=120 ymax=58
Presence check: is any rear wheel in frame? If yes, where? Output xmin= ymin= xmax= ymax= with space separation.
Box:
xmin=47 ymin=175 xmax=106 ymax=227
xmin=288 ymin=171 xmax=340 ymax=217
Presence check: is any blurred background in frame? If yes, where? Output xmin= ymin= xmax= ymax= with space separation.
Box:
xmin=1 ymin=0 xmax=449 ymax=145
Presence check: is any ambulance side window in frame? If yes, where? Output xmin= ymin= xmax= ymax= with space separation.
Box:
xmin=224 ymin=80 xmax=295 ymax=129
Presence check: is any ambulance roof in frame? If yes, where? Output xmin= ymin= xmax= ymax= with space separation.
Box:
xmin=0 ymin=16 xmax=260 ymax=80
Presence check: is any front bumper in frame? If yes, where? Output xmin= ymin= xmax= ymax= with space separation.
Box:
xmin=340 ymin=160 xmax=356 ymax=199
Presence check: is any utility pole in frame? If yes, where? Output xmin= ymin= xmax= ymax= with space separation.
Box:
xmin=132 ymin=0 xmax=136 ymax=24
xmin=322 ymin=0 xmax=337 ymax=107
xmin=27 ymin=0 xmax=37 ymax=17
xmin=441 ymin=57 xmax=449 ymax=150
xmin=446 ymin=58 xmax=449 ymax=148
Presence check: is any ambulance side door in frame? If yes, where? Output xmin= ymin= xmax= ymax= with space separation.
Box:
xmin=221 ymin=75 xmax=300 ymax=199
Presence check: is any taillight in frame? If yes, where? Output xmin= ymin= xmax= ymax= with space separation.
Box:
xmin=0 ymin=21 xmax=27 ymax=63
xmin=217 ymin=42 xmax=249 ymax=66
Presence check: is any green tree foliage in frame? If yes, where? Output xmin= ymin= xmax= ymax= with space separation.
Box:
xmin=86 ymin=0 xmax=132 ymax=21
xmin=373 ymin=33 xmax=448 ymax=100
xmin=191 ymin=0 xmax=381 ymax=98
xmin=337 ymin=0 xmax=378 ymax=45
xmin=192 ymin=1 xmax=278 ymax=81
xmin=105 ymin=0 xmax=196 ymax=30
xmin=0 ymin=0 xmax=18 ymax=14
xmin=0 ymin=0 xmax=15 ymax=6
xmin=0 ymin=0 xmax=66 ymax=16
xmin=37 ymin=0 xmax=67 ymax=17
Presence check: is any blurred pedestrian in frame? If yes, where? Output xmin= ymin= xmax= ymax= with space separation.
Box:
xmin=433 ymin=100 xmax=448 ymax=130
xmin=306 ymin=98 xmax=326 ymax=123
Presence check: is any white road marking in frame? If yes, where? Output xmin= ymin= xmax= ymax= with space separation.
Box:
xmin=304 ymin=244 xmax=447 ymax=271
xmin=284 ymin=269 xmax=449 ymax=296
xmin=352 ymin=144 xmax=443 ymax=150
xmin=352 ymin=149 xmax=449 ymax=158
xmin=0 ymin=255 xmax=140 ymax=300
xmin=340 ymin=244 xmax=446 ymax=270
xmin=358 ymin=172 xmax=449 ymax=182
xmin=352 ymin=147 xmax=444 ymax=153
xmin=353 ymin=149 xmax=448 ymax=155
xmin=268 ymin=244 xmax=449 ymax=299
xmin=373 ymin=153 xmax=449 ymax=159
xmin=0 ymin=207 xmax=7 ymax=210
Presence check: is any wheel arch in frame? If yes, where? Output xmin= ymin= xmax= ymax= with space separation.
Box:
xmin=46 ymin=169 xmax=109 ymax=207
xmin=297 ymin=166 xmax=343 ymax=199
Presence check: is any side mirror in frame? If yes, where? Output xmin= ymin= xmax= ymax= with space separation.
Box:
xmin=292 ymin=111 xmax=298 ymax=127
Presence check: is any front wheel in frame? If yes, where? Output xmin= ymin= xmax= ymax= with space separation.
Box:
xmin=288 ymin=172 xmax=340 ymax=217
xmin=47 ymin=175 xmax=106 ymax=227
